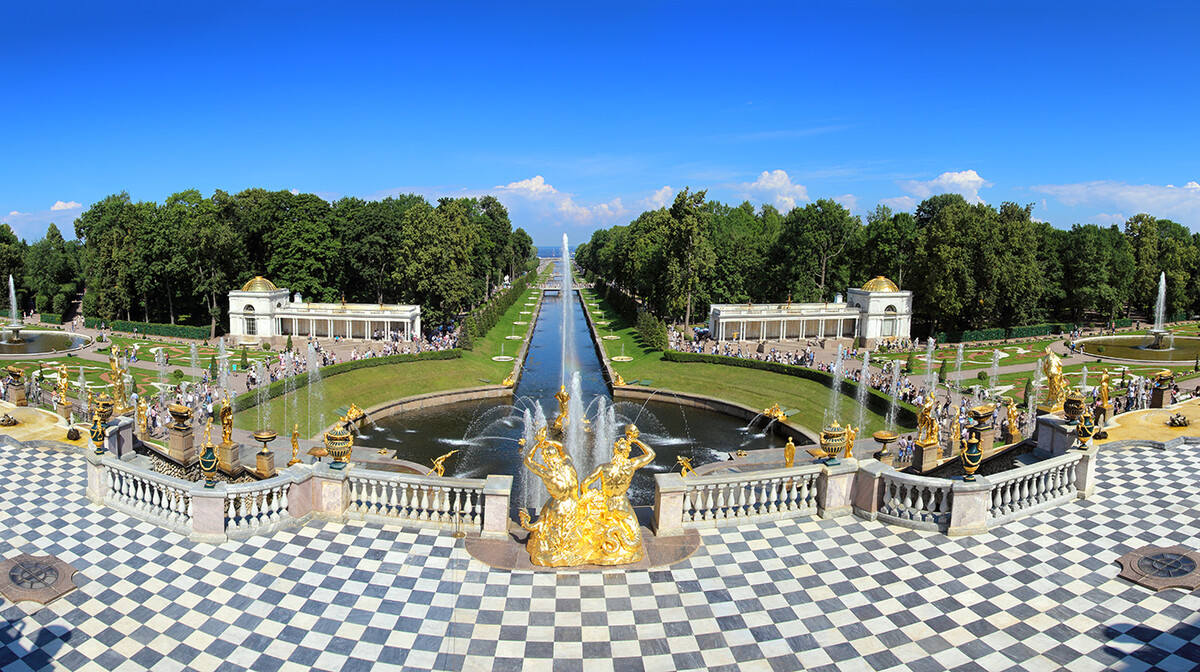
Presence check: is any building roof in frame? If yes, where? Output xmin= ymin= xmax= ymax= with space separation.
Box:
xmin=240 ymin=276 xmax=278 ymax=292
xmin=861 ymin=276 xmax=899 ymax=292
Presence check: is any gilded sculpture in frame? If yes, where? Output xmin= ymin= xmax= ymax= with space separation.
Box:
xmin=220 ymin=395 xmax=233 ymax=445
xmin=677 ymin=455 xmax=697 ymax=477
xmin=1042 ymin=346 xmax=1066 ymax=411
xmin=552 ymin=385 xmax=570 ymax=432
xmin=288 ymin=423 xmax=301 ymax=466
xmin=109 ymin=352 xmax=128 ymax=411
xmin=1003 ymin=397 xmax=1019 ymax=435
xmin=580 ymin=425 xmax=655 ymax=565
xmin=844 ymin=424 xmax=857 ymax=459
xmin=427 ymin=450 xmax=459 ymax=477
xmin=1099 ymin=369 xmax=1110 ymax=408
xmin=783 ymin=436 xmax=796 ymax=468
xmin=56 ymin=363 xmax=69 ymax=400
xmin=518 ymin=412 xmax=655 ymax=567
xmin=917 ymin=394 xmax=938 ymax=444
xmin=136 ymin=397 xmax=148 ymax=433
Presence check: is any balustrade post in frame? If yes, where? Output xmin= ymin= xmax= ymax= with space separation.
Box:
xmin=481 ymin=474 xmax=512 ymax=539
xmin=1074 ymin=446 xmax=1099 ymax=499
xmin=310 ymin=462 xmax=351 ymax=522
xmin=653 ymin=472 xmax=687 ymax=537
xmin=85 ymin=451 xmax=108 ymax=505
xmin=190 ymin=482 xmax=228 ymax=543
xmin=851 ymin=459 xmax=889 ymax=521
xmin=947 ymin=478 xmax=991 ymax=537
xmin=817 ymin=459 xmax=858 ymax=520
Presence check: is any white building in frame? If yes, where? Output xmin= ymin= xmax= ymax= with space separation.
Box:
xmin=228 ymin=277 xmax=421 ymax=344
xmin=707 ymin=276 xmax=913 ymax=346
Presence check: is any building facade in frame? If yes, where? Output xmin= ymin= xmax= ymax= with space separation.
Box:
xmin=707 ymin=276 xmax=913 ymax=346
xmin=228 ymin=277 xmax=421 ymax=345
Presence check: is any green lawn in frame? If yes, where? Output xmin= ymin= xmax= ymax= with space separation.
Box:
xmin=580 ymin=288 xmax=916 ymax=436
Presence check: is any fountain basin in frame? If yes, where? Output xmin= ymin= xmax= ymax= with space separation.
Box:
xmin=602 ymin=335 xmax=620 ymax=340
xmin=612 ymin=356 xmax=633 ymax=362
xmin=505 ymin=336 xmax=523 ymax=340
xmin=492 ymin=356 xmax=515 ymax=362
xmin=1078 ymin=335 xmax=1200 ymax=362
xmin=0 ymin=329 xmax=89 ymax=355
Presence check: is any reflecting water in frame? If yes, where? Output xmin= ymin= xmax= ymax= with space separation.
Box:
xmin=0 ymin=331 xmax=88 ymax=355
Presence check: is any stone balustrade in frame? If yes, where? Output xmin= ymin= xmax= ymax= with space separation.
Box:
xmin=986 ymin=452 xmax=1082 ymax=526
xmin=346 ymin=471 xmax=489 ymax=535
xmin=877 ymin=471 xmax=955 ymax=532
xmin=653 ymin=463 xmax=827 ymax=536
xmin=101 ymin=455 xmax=194 ymax=537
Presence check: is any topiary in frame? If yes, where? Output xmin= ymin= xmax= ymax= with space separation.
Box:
xmin=937 ymin=360 xmax=948 ymax=383
xmin=286 ymin=334 xmax=293 ymax=352
xmin=240 ymin=348 xmax=249 ymax=369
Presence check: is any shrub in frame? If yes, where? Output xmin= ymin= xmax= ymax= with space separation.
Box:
xmin=240 ymin=348 xmax=249 ymax=369
xmin=904 ymin=352 xmax=915 ymax=373
xmin=41 ymin=314 xmax=62 ymax=325
xmin=84 ymin=317 xmax=210 ymax=340
xmin=172 ymin=369 xmax=185 ymax=381
xmin=261 ymin=342 xmax=271 ymax=351
xmin=51 ymin=293 xmax=67 ymax=317
xmin=937 ymin=360 xmax=947 ymax=383
xmin=636 ymin=310 xmax=668 ymax=351
xmin=1023 ymin=378 xmax=1033 ymax=401
xmin=459 ymin=317 xmax=476 ymax=351
xmin=1096 ymin=345 xmax=1106 ymax=353
xmin=285 ymin=334 xmax=293 ymax=352
xmin=208 ymin=355 xmax=217 ymax=379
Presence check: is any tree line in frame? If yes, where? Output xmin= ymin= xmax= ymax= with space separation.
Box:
xmin=0 ymin=189 xmax=535 ymax=336
xmin=575 ymin=191 xmax=1200 ymax=335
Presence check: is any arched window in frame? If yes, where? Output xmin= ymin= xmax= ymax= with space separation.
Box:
xmin=244 ymin=304 xmax=256 ymax=313
xmin=885 ymin=305 xmax=897 ymax=314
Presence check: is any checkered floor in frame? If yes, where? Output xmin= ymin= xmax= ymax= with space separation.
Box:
xmin=2 ymin=440 xmax=1200 ymax=672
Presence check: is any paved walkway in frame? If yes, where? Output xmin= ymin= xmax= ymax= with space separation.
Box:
xmin=1 ymin=438 xmax=1198 ymax=671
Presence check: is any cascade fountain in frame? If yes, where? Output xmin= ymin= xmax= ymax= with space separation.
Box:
xmin=923 ymin=338 xmax=936 ymax=394
xmin=826 ymin=345 xmax=845 ymax=425
xmin=885 ymin=360 xmax=903 ymax=432
xmin=306 ymin=343 xmax=324 ymax=436
xmin=5 ymin=274 xmax=22 ymax=342
xmin=155 ymin=348 xmax=169 ymax=407
xmin=989 ymin=350 xmax=1001 ymax=394
xmin=1148 ymin=271 xmax=1169 ymax=349
xmin=854 ymin=350 xmax=871 ymax=433
xmin=953 ymin=343 xmax=965 ymax=390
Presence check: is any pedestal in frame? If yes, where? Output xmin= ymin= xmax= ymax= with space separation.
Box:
xmin=168 ymin=426 xmax=196 ymax=465
xmin=912 ymin=438 xmax=941 ymax=473
xmin=947 ymin=479 xmax=992 ymax=537
xmin=1096 ymin=403 xmax=1113 ymax=426
xmin=56 ymin=402 xmax=73 ymax=421
xmin=217 ymin=441 xmax=242 ymax=475
xmin=1035 ymin=415 xmax=1076 ymax=458
xmin=104 ymin=416 xmax=136 ymax=458
xmin=482 ymin=475 xmax=514 ymax=539
xmin=949 ymin=429 xmax=961 ymax=458
xmin=1151 ymin=386 xmax=1169 ymax=409
xmin=9 ymin=384 xmax=26 ymax=407
xmin=256 ymin=451 xmax=276 ymax=479
xmin=817 ymin=459 xmax=857 ymax=519
xmin=653 ymin=473 xmax=687 ymax=538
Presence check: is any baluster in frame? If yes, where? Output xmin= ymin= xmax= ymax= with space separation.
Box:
xmin=171 ymin=487 xmax=183 ymax=525
xmin=419 ymin=486 xmax=430 ymax=521
xmin=765 ymin=479 xmax=778 ymax=514
xmin=388 ymin=482 xmax=399 ymax=517
xmin=373 ymin=480 xmax=384 ymax=515
xmin=713 ymin=483 xmax=726 ymax=519
xmin=447 ymin=489 xmax=458 ymax=525
xmin=699 ymin=485 xmax=712 ymax=521
xmin=684 ymin=487 xmax=697 ymax=523
xmin=399 ymin=484 xmax=411 ymax=519
xmin=735 ymin=481 xmax=747 ymax=517
xmin=106 ymin=469 xmax=115 ymax=503
xmin=238 ymin=494 xmax=249 ymax=530
xmin=185 ymin=495 xmax=193 ymax=523
xmin=437 ymin=486 xmax=449 ymax=523
xmin=901 ymin=484 xmax=914 ymax=519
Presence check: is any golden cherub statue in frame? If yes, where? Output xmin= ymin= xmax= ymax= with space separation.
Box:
xmin=427 ymin=450 xmax=459 ymax=477
xmin=57 ymin=363 xmax=69 ymax=400
xmin=844 ymin=425 xmax=857 ymax=459
xmin=676 ymin=455 xmax=696 ymax=477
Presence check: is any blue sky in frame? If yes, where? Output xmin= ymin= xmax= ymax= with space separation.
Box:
xmin=2 ymin=1 xmax=1198 ymax=245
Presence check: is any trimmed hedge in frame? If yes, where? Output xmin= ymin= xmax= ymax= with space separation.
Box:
xmin=662 ymin=351 xmax=919 ymax=427
xmin=40 ymin=314 xmax=62 ymax=325
xmin=464 ymin=268 xmax=539 ymax=344
xmin=84 ymin=317 xmax=210 ymax=340
xmin=636 ymin=310 xmax=668 ymax=351
xmin=232 ymin=348 xmax=463 ymax=412
xmin=935 ymin=323 xmax=1066 ymax=343
xmin=1114 ymin=318 xmax=1132 ymax=328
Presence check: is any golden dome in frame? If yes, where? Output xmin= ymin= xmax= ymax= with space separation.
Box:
xmin=241 ymin=276 xmax=278 ymax=292
xmin=861 ymin=276 xmax=899 ymax=292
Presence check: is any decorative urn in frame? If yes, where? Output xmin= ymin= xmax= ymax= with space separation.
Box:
xmin=324 ymin=417 xmax=354 ymax=469
xmin=961 ymin=434 xmax=983 ymax=481
xmin=199 ymin=439 xmax=219 ymax=488
xmin=872 ymin=430 xmax=898 ymax=460
xmin=168 ymin=403 xmax=193 ymax=431
xmin=94 ymin=393 xmax=114 ymax=423
xmin=1062 ymin=389 xmax=1085 ymax=423
xmin=5 ymin=365 xmax=22 ymax=384
xmin=252 ymin=430 xmax=277 ymax=455
xmin=817 ymin=422 xmax=847 ymax=465
xmin=90 ymin=416 xmax=106 ymax=455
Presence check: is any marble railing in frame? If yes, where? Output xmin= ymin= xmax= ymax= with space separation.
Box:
xmin=877 ymin=471 xmax=954 ymax=532
xmin=103 ymin=455 xmax=194 ymax=537
xmin=347 ymin=471 xmax=485 ymax=535
xmin=986 ymin=452 xmax=1081 ymax=526
xmin=225 ymin=476 xmax=295 ymax=539
xmin=654 ymin=463 xmax=829 ymax=535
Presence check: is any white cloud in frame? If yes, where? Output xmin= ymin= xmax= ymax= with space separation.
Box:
xmin=51 ymin=200 xmax=81 ymax=211
xmin=7 ymin=211 xmax=19 ymax=217
xmin=1092 ymin=213 xmax=1128 ymax=226
xmin=494 ymin=175 xmax=629 ymax=226
xmin=879 ymin=196 xmax=916 ymax=212
xmin=1031 ymin=180 xmax=1200 ymax=226
xmin=289 ymin=188 xmax=300 ymax=195
xmin=737 ymin=170 xmax=809 ymax=211
xmin=638 ymin=186 xmax=674 ymax=210
xmin=899 ymin=169 xmax=992 ymax=204
xmin=833 ymin=194 xmax=858 ymax=213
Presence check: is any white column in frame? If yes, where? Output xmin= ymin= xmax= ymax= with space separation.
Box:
xmin=837 ymin=319 xmax=843 ymax=339
xmin=819 ymin=319 xmax=826 ymax=338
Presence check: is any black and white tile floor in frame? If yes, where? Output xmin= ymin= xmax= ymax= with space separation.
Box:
xmin=1 ymin=441 xmax=1199 ymax=671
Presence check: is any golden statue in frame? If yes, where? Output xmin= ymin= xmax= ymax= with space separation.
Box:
xmin=219 ymin=394 xmax=233 ymax=445
xmin=1099 ymin=369 xmax=1111 ymax=408
xmin=56 ymin=363 xmax=69 ymax=400
xmin=288 ymin=423 xmax=301 ymax=466
xmin=580 ymin=424 xmax=655 ymax=565
xmin=136 ymin=397 xmax=148 ymax=433
xmin=109 ymin=352 xmax=127 ymax=411
xmin=87 ymin=389 xmax=95 ymax=415
xmin=427 ymin=450 xmax=459 ymax=477
xmin=1004 ymin=397 xmax=1019 ymax=434
xmin=763 ymin=403 xmax=788 ymax=422
xmin=346 ymin=403 xmax=364 ymax=422
xmin=676 ymin=455 xmax=697 ymax=477
xmin=917 ymin=394 xmax=939 ymax=444
xmin=613 ymin=373 xmax=626 ymax=387
xmin=844 ymin=425 xmax=857 ymax=459
xmin=203 ymin=418 xmax=214 ymax=446
xmin=518 ymin=426 xmax=590 ymax=566
xmin=1042 ymin=346 xmax=1066 ymax=411
xmin=552 ymin=385 xmax=570 ymax=432
xmin=501 ymin=374 xmax=515 ymax=387
xmin=784 ymin=436 xmax=796 ymax=468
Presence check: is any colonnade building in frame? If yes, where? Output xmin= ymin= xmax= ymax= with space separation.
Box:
xmin=228 ymin=277 xmax=421 ymax=345
xmin=707 ymin=276 xmax=912 ymax=347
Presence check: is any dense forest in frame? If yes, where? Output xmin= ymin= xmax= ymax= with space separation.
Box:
xmin=575 ymin=191 xmax=1200 ymax=335
xmin=0 ymin=189 xmax=535 ymax=336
